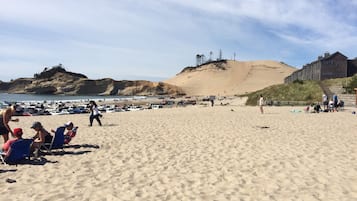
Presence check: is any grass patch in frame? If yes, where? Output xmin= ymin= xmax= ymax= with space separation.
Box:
xmin=322 ymin=76 xmax=356 ymax=94
xmin=242 ymin=80 xmax=323 ymax=106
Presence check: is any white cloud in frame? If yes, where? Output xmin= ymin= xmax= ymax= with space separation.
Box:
xmin=0 ymin=0 xmax=356 ymax=81
xmin=165 ymin=0 xmax=357 ymax=47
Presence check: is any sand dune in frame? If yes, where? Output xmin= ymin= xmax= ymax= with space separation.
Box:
xmin=164 ymin=60 xmax=297 ymax=96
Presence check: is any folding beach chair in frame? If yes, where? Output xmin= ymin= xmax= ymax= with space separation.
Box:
xmin=41 ymin=126 xmax=65 ymax=154
xmin=0 ymin=139 xmax=33 ymax=165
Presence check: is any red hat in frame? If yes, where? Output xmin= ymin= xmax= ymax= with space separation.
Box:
xmin=13 ymin=128 xmax=23 ymax=138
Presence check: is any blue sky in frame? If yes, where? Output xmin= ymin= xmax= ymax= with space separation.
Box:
xmin=1 ymin=0 xmax=357 ymax=82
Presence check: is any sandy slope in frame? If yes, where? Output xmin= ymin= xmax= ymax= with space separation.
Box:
xmin=164 ymin=60 xmax=296 ymax=96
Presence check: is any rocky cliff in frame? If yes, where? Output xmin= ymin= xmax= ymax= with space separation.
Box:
xmin=0 ymin=67 xmax=184 ymax=96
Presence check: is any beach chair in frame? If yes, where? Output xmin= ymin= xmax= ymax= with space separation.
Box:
xmin=0 ymin=139 xmax=33 ymax=165
xmin=41 ymin=126 xmax=65 ymax=154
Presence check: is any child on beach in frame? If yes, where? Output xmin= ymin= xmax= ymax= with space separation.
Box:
xmin=49 ymin=121 xmax=78 ymax=144
xmin=63 ymin=121 xmax=78 ymax=144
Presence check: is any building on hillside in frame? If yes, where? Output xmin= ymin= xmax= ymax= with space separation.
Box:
xmin=348 ymin=58 xmax=357 ymax=76
xmin=284 ymin=52 xmax=357 ymax=83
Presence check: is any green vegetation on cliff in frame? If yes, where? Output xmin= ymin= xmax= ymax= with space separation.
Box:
xmin=322 ymin=75 xmax=357 ymax=94
xmin=34 ymin=65 xmax=87 ymax=80
xmin=244 ymin=80 xmax=323 ymax=106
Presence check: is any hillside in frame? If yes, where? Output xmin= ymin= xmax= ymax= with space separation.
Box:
xmin=164 ymin=60 xmax=297 ymax=96
xmin=0 ymin=60 xmax=298 ymax=96
xmin=244 ymin=80 xmax=323 ymax=106
xmin=0 ymin=67 xmax=184 ymax=96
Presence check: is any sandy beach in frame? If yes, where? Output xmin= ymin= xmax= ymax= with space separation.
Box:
xmin=1 ymin=103 xmax=357 ymax=201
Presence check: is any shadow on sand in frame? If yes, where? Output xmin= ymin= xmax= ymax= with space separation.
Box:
xmin=1 ymin=143 xmax=100 ymax=167
xmin=65 ymin=144 xmax=100 ymax=149
xmin=1 ymin=157 xmax=58 ymax=167
xmin=103 ymin=123 xmax=119 ymax=127
xmin=39 ymin=143 xmax=100 ymax=156
xmin=0 ymin=169 xmax=17 ymax=174
xmin=42 ymin=150 xmax=92 ymax=156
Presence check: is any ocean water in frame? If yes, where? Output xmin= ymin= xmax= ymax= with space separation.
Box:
xmin=0 ymin=93 xmax=144 ymax=104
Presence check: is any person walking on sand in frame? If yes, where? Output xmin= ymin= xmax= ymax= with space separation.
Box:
xmin=89 ymin=100 xmax=102 ymax=126
xmin=259 ymin=94 xmax=264 ymax=114
xmin=0 ymin=104 xmax=19 ymax=143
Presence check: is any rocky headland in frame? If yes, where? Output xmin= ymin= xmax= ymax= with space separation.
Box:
xmin=0 ymin=66 xmax=184 ymax=96
xmin=0 ymin=60 xmax=297 ymax=96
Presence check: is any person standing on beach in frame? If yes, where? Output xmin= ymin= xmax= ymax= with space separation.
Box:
xmin=0 ymin=105 xmax=19 ymax=143
xmin=333 ymin=94 xmax=338 ymax=112
xmin=89 ymin=100 xmax=102 ymax=126
xmin=322 ymin=93 xmax=328 ymax=110
xmin=259 ymin=94 xmax=264 ymax=114
xmin=210 ymin=96 xmax=215 ymax=107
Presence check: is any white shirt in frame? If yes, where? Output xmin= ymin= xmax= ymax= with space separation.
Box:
xmin=92 ymin=105 xmax=99 ymax=115
xmin=259 ymin=97 xmax=264 ymax=106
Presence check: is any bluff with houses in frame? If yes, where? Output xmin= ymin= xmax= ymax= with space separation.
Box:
xmin=284 ymin=51 xmax=357 ymax=83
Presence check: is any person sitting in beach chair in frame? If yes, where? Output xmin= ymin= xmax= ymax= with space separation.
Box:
xmin=2 ymin=128 xmax=24 ymax=154
xmin=30 ymin=121 xmax=53 ymax=156
xmin=63 ymin=121 xmax=78 ymax=144
xmin=313 ymin=103 xmax=321 ymax=113
xmin=51 ymin=121 xmax=78 ymax=144
xmin=1 ymin=128 xmax=33 ymax=164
